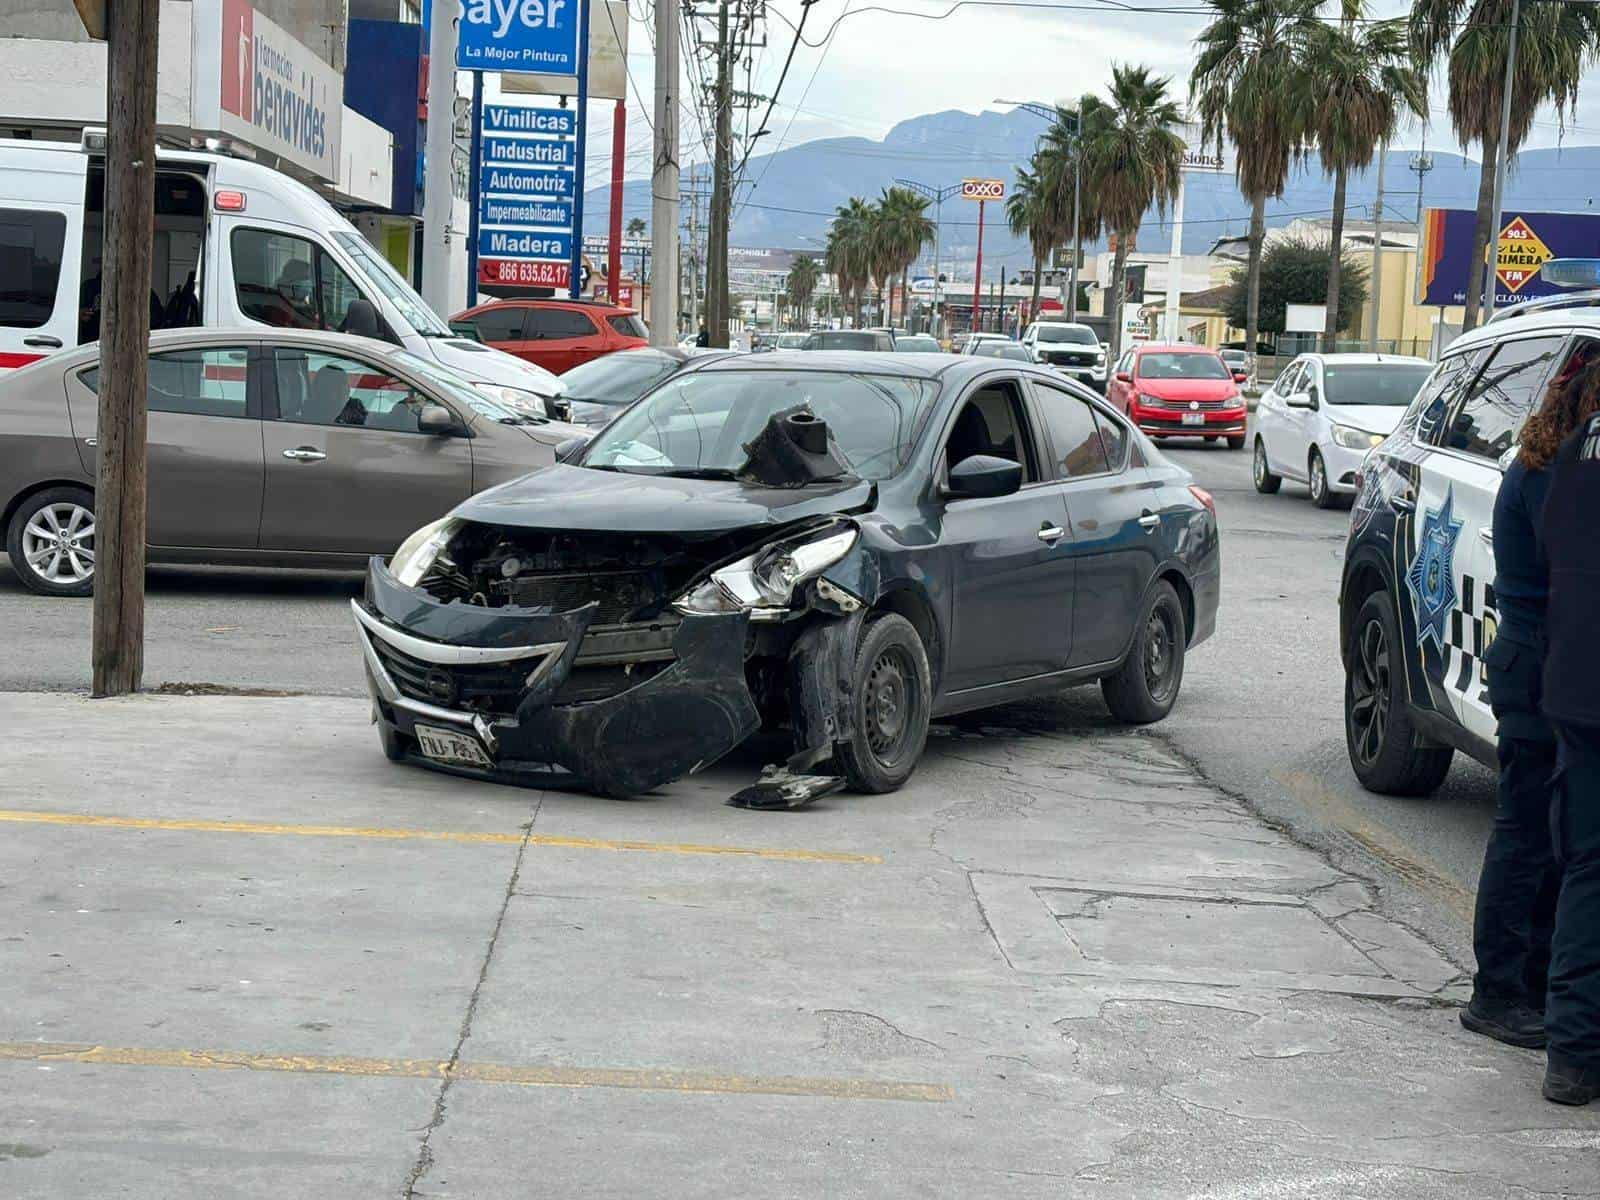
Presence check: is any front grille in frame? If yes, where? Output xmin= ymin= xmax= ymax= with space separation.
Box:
xmin=508 ymin=569 xmax=660 ymax=624
xmin=370 ymin=638 xmax=543 ymax=717
xmin=1045 ymin=350 xmax=1096 ymax=366
xmin=1144 ymin=396 xmax=1242 ymax=411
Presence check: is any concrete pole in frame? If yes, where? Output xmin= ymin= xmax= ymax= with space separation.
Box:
xmin=1368 ymin=141 xmax=1386 ymax=353
xmin=1483 ymin=0 xmax=1520 ymax=322
xmin=1164 ymin=174 xmax=1186 ymax=342
xmin=649 ymin=0 xmax=679 ymax=345
xmin=421 ymin=0 xmax=459 ymax=314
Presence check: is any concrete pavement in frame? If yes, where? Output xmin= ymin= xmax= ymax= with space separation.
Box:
xmin=0 ymin=691 xmax=1591 ymax=1198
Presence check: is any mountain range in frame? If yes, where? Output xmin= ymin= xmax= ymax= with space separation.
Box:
xmin=582 ymin=105 xmax=1600 ymax=273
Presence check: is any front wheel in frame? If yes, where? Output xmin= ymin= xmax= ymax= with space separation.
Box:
xmin=1309 ymin=449 xmax=1339 ymax=508
xmin=6 ymin=487 xmax=96 ymax=597
xmin=1344 ymin=591 xmax=1454 ymax=795
xmin=836 ymin=614 xmax=932 ymax=794
xmin=1254 ymin=438 xmax=1282 ymax=493
xmin=1102 ymin=580 xmax=1187 ymax=724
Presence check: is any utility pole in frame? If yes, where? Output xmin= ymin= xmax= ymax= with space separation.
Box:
xmin=85 ymin=0 xmax=159 ymax=696
xmin=705 ymin=0 xmax=732 ymax=347
xmin=649 ymin=0 xmax=679 ymax=345
xmin=421 ymin=0 xmax=459 ymax=313
xmin=1368 ymin=140 xmax=1386 ymax=354
xmin=1483 ymin=0 xmax=1521 ymax=324
xmin=682 ymin=164 xmax=710 ymax=335
xmin=896 ymin=178 xmax=961 ymax=340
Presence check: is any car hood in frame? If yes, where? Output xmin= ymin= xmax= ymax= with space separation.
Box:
xmin=1326 ymin=404 xmax=1408 ymax=436
xmin=1136 ymin=377 xmax=1241 ymax=402
xmin=424 ymin=338 xmax=561 ymax=394
xmin=455 ymin=463 xmax=877 ymax=534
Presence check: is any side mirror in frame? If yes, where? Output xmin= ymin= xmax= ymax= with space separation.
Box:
xmin=1285 ymin=391 xmax=1315 ymax=410
xmin=555 ymin=435 xmax=588 ymax=463
xmin=418 ymin=403 xmax=459 ymax=434
xmin=1114 ymin=370 xmax=1132 ymax=384
xmin=1232 ymin=371 xmax=1248 ymax=383
xmin=945 ymin=454 xmax=1022 ymax=500
xmin=447 ymin=319 xmax=482 ymax=342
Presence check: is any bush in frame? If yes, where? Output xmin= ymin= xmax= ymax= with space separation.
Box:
xmin=1222 ymin=235 xmax=1369 ymax=335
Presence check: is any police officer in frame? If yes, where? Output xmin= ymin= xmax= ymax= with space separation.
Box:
xmin=1540 ymin=391 xmax=1600 ymax=1106
xmin=1463 ymin=361 xmax=1565 ymax=1049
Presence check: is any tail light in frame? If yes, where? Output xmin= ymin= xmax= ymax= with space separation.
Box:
xmin=1189 ymin=485 xmax=1216 ymax=517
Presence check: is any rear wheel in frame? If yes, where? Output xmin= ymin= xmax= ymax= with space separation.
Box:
xmin=1309 ymin=448 xmax=1339 ymax=508
xmin=837 ymin=614 xmax=932 ymax=794
xmin=1253 ymin=439 xmax=1282 ymax=493
xmin=1102 ymin=580 xmax=1186 ymax=724
xmin=6 ymin=487 xmax=96 ymax=597
xmin=1226 ymin=435 xmax=1245 ymax=450
xmin=1344 ymin=591 xmax=1454 ymax=795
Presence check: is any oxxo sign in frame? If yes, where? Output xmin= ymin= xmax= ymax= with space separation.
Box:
xmin=961 ymin=178 xmax=1005 ymax=201
xmin=458 ymin=0 xmax=583 ymax=75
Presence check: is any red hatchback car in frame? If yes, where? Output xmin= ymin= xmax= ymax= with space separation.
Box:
xmin=1107 ymin=343 xmax=1248 ymax=449
xmin=452 ymin=298 xmax=648 ymax=375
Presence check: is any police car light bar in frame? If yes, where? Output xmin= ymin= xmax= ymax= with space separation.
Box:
xmin=1541 ymin=259 xmax=1600 ymax=289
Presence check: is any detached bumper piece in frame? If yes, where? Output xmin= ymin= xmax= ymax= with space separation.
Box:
xmin=355 ymin=560 xmax=759 ymax=797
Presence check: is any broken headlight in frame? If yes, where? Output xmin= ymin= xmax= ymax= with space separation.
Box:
xmin=674 ymin=526 xmax=859 ymax=615
xmin=389 ymin=517 xmax=461 ymax=587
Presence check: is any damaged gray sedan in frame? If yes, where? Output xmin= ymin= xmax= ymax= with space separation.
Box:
xmin=352 ymin=352 xmax=1220 ymax=805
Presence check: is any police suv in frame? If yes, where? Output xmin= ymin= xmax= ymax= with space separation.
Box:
xmin=1340 ymin=275 xmax=1599 ymax=794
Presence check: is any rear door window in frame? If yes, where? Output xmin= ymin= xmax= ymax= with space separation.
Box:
xmin=470 ymin=306 xmax=529 ymax=343
xmin=1442 ymin=335 xmax=1565 ymax=461
xmin=608 ymin=313 xmax=647 ymax=338
xmin=527 ymin=308 xmax=597 ymax=340
xmin=80 ymin=346 xmax=252 ymax=418
xmin=0 ymin=208 xmax=67 ymax=330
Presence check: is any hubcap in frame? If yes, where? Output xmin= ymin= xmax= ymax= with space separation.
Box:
xmin=1349 ymin=617 xmax=1390 ymax=766
xmin=1255 ymin=442 xmax=1267 ymax=485
xmin=1144 ymin=604 xmax=1178 ymax=702
xmin=21 ymin=502 xmax=95 ymax=585
xmin=1312 ymin=456 xmax=1326 ymax=499
xmin=864 ymin=647 xmax=918 ymax=765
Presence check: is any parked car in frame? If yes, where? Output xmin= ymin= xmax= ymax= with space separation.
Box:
xmin=354 ymin=352 xmax=1220 ymax=802
xmin=452 ymin=298 xmax=648 ymax=376
xmin=1021 ymin=322 xmax=1108 ymax=391
xmin=1219 ymin=348 xmax=1256 ymax=389
xmin=556 ymin=347 xmax=735 ymax=426
xmin=1107 ymin=343 xmax=1248 ymax=448
xmin=1254 ymin=353 xmax=1434 ymax=508
xmin=800 ymin=329 xmax=895 ymax=351
xmin=1 ymin=328 xmax=581 ymax=596
xmin=954 ymin=332 xmax=1015 ymax=355
xmin=894 ymin=334 xmax=942 ymax=353
xmin=973 ymin=342 xmax=1034 ymax=362
xmin=0 ymin=135 xmax=561 ymax=409
xmin=1339 ymin=297 xmax=1586 ymax=795
xmin=774 ymin=332 xmax=809 ymax=350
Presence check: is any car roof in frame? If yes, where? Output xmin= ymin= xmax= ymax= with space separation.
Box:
xmin=1136 ymin=343 xmax=1218 ymax=355
xmin=691 ymin=349 xmax=1077 ymax=384
xmin=466 ymin=297 xmax=633 ymax=314
xmin=46 ymin=327 xmax=402 ymax=369
xmin=1443 ymin=301 xmax=1600 ymax=355
xmin=1295 ymin=352 xmax=1433 ymax=366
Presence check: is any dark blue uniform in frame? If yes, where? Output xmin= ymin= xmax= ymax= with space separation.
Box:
xmin=1472 ymin=459 xmax=1559 ymax=1016
xmin=1540 ymin=411 xmax=1600 ymax=1101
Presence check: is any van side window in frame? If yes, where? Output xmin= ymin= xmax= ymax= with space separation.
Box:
xmin=0 ymin=208 xmax=67 ymax=330
xmin=232 ymin=229 xmax=369 ymax=333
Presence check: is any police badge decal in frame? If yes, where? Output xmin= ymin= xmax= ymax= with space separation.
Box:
xmin=1406 ymin=487 xmax=1464 ymax=651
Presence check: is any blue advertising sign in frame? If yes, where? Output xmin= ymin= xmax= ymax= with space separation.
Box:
xmin=482 ymin=135 xmax=575 ymax=168
xmin=1418 ymin=207 xmax=1600 ymax=308
xmin=481 ymin=105 xmax=575 ymax=136
xmin=480 ymin=228 xmax=573 ymax=261
xmin=481 ymin=196 xmax=574 ymax=227
xmin=457 ymin=0 xmax=583 ymax=75
xmin=480 ymin=164 xmax=575 ymax=200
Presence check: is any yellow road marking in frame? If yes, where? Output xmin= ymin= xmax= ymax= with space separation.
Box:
xmin=0 ymin=1042 xmax=950 ymax=1103
xmin=0 ymin=809 xmax=880 ymax=864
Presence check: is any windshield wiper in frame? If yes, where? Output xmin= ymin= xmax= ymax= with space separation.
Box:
xmin=658 ymin=467 xmax=738 ymax=480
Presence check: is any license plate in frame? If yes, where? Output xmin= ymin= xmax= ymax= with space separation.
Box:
xmin=1182 ymin=412 xmax=1206 ymax=426
xmin=414 ymin=723 xmax=492 ymax=768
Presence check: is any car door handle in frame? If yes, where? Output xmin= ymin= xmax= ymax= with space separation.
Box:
xmin=82 ymin=437 xmax=97 ymax=447
xmin=1138 ymin=511 xmax=1161 ymax=532
xmin=1037 ymin=524 xmax=1066 ymax=544
xmin=281 ymin=447 xmax=327 ymax=462
xmin=23 ymin=334 xmax=62 ymax=348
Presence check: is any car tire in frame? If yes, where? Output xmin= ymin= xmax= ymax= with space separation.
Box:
xmin=6 ymin=486 xmax=96 ymax=597
xmin=1226 ymin=436 xmax=1245 ymax=450
xmin=1102 ymin=580 xmax=1186 ymax=724
xmin=1344 ymin=590 xmax=1454 ymax=795
xmin=837 ymin=613 xmax=932 ymax=794
xmin=1205 ymin=435 xmax=1219 ymax=443
xmin=1253 ymin=438 xmax=1282 ymax=493
xmin=1309 ymin=448 xmax=1339 ymax=508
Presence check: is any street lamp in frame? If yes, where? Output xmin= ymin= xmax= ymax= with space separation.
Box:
xmin=997 ymin=99 xmax=1081 ymax=322
xmin=896 ymin=178 xmax=962 ymax=339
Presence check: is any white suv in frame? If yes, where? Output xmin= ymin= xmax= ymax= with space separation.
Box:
xmin=1254 ymin=353 xmax=1435 ymax=508
xmin=1020 ymin=322 xmax=1108 ymax=391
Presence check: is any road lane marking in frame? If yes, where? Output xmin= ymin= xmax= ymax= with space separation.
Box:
xmin=0 ymin=1042 xmax=949 ymax=1102
xmin=0 ymin=809 xmax=880 ymax=864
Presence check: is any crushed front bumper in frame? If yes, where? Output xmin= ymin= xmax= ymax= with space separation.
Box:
xmin=353 ymin=559 xmax=759 ymax=796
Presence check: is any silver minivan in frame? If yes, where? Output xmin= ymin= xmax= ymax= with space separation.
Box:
xmin=0 ymin=329 xmax=580 ymax=596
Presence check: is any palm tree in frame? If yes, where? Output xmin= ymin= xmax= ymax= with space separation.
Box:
xmin=1037 ymin=101 xmax=1104 ymax=322
xmin=1081 ymin=64 xmax=1185 ymax=362
xmin=1006 ymin=158 xmax=1055 ymax=321
xmin=1310 ymin=11 xmax=1427 ymax=349
xmin=863 ymin=200 xmax=898 ymax=324
xmin=825 ymin=198 xmax=873 ymax=326
xmin=1411 ymin=0 xmax=1600 ymax=331
xmin=786 ymin=254 xmax=820 ymax=327
xmin=1191 ymin=0 xmax=1321 ymax=356
xmin=625 ymin=216 xmax=647 ymax=282
xmin=874 ymin=186 xmax=935 ymax=328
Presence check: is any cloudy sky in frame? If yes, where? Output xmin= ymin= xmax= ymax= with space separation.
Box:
xmin=560 ymin=0 xmax=1600 ymax=181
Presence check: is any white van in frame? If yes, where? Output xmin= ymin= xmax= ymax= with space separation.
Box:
xmin=0 ymin=134 xmax=561 ymax=410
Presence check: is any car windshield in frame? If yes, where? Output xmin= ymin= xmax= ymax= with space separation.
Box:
xmin=808 ymin=331 xmax=879 ymax=350
xmin=777 ymin=334 xmax=808 ymax=348
xmin=1220 ymin=349 xmax=1248 ymax=364
xmin=580 ymin=369 xmax=940 ymax=480
xmin=559 ymin=349 xmax=681 ymax=405
xmin=392 ymin=350 xmax=528 ymax=423
xmin=1035 ymin=325 xmax=1097 ymax=345
xmin=976 ymin=342 xmax=1031 ymax=360
xmin=1322 ymin=362 xmax=1436 ymax=407
xmin=895 ymin=336 xmax=940 ymax=352
xmin=334 ymin=232 xmax=451 ymax=337
xmin=1137 ymin=352 xmax=1231 ymax=380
